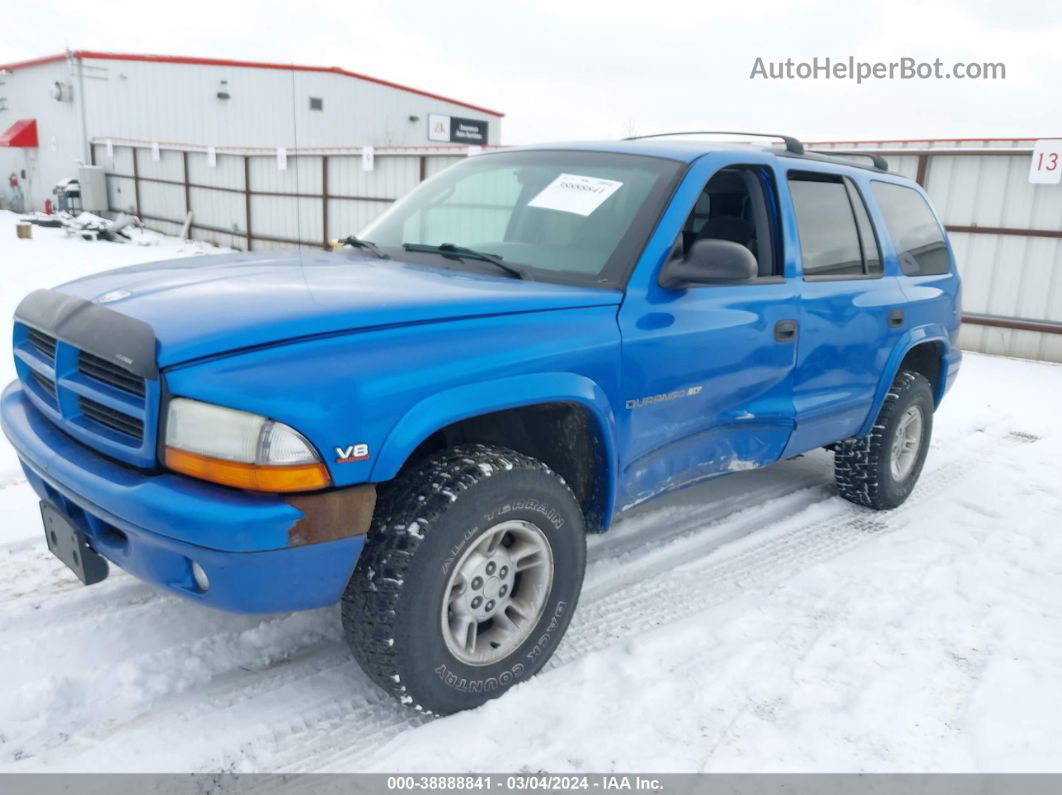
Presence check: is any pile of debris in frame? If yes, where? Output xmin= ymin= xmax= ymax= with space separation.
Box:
xmin=19 ymin=211 xmax=143 ymax=243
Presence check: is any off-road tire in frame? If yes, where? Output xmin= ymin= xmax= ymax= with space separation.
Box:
xmin=834 ymin=370 xmax=934 ymax=510
xmin=342 ymin=444 xmax=586 ymax=715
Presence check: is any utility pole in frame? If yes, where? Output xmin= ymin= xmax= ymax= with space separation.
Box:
xmin=70 ymin=49 xmax=91 ymax=164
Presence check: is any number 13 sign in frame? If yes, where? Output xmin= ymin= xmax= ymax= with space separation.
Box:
xmin=1029 ymin=139 xmax=1062 ymax=184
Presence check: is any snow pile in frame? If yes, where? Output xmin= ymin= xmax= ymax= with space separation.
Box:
xmin=20 ymin=210 xmax=146 ymax=243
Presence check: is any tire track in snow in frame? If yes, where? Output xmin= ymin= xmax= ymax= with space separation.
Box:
xmin=0 ymin=608 xmax=347 ymax=769
xmin=557 ymin=431 xmax=1041 ymax=693
xmin=556 ymin=445 xmax=971 ymax=665
xmin=222 ymin=433 xmax=1014 ymax=773
xmin=0 ymin=431 xmax=1018 ymax=771
xmin=0 ymin=460 xmax=829 ymax=768
xmin=132 ymin=473 xmax=840 ymax=772
xmin=0 ymin=461 xmax=828 ymax=771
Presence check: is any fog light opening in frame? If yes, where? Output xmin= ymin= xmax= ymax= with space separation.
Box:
xmin=191 ymin=561 xmax=210 ymax=593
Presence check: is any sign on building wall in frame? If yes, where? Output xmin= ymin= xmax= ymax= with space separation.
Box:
xmin=1029 ymin=139 xmax=1062 ymax=184
xmin=428 ymin=113 xmax=489 ymax=144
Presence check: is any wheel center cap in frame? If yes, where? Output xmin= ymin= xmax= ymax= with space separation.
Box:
xmin=483 ymin=576 xmax=502 ymax=600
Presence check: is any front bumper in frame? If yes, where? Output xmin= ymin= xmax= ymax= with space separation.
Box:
xmin=1 ymin=382 xmax=364 ymax=613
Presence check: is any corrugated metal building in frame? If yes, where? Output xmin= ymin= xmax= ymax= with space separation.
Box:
xmin=0 ymin=49 xmax=503 ymax=234
xmin=811 ymin=138 xmax=1062 ymax=363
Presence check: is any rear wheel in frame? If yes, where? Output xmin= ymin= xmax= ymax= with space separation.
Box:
xmin=835 ymin=370 xmax=934 ymax=510
xmin=342 ymin=444 xmax=586 ymax=714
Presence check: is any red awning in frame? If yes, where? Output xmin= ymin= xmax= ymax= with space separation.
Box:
xmin=0 ymin=119 xmax=38 ymax=148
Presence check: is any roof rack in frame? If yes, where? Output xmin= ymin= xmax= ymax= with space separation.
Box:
xmin=806 ymin=149 xmax=889 ymax=171
xmin=623 ymin=130 xmax=805 ymax=155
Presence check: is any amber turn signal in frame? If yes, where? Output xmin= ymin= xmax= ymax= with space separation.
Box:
xmin=165 ymin=447 xmax=331 ymax=493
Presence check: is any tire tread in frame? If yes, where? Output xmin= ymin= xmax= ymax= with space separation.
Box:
xmin=341 ymin=443 xmax=575 ymax=713
xmin=834 ymin=370 xmax=929 ymax=510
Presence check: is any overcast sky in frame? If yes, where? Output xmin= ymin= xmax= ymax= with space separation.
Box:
xmin=2 ymin=0 xmax=1059 ymax=144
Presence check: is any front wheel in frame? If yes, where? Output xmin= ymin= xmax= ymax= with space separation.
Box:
xmin=342 ymin=444 xmax=586 ymax=714
xmin=834 ymin=370 xmax=934 ymax=510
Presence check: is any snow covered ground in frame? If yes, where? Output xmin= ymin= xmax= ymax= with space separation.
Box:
xmin=1 ymin=210 xmax=1061 ymax=773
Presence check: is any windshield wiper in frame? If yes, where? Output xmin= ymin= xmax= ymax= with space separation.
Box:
xmin=402 ymin=242 xmax=527 ymax=280
xmin=338 ymin=235 xmax=390 ymax=259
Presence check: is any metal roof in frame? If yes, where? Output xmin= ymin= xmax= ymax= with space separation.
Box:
xmin=0 ymin=50 xmax=504 ymax=118
xmin=805 ymin=136 xmax=1049 ymax=146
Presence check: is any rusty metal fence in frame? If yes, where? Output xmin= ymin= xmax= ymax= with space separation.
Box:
xmin=90 ymin=138 xmax=475 ymax=251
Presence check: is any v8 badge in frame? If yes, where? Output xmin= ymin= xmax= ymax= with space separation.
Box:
xmin=335 ymin=443 xmax=370 ymax=463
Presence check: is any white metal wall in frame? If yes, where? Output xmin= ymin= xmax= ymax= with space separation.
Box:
xmin=813 ymin=139 xmax=1062 ymax=363
xmin=327 ymin=154 xmax=423 ymax=243
xmin=0 ymin=58 xmax=84 ymax=211
xmin=1 ymin=53 xmax=501 ymax=209
xmin=77 ymin=57 xmax=501 ymax=150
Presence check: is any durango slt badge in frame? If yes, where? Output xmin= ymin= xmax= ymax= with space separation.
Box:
xmin=626 ymin=386 xmax=702 ymax=410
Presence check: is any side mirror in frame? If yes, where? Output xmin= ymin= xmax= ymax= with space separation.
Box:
xmin=659 ymin=238 xmax=757 ymax=288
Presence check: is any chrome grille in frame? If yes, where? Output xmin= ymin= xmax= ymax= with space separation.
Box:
xmin=78 ymin=350 xmax=147 ymax=398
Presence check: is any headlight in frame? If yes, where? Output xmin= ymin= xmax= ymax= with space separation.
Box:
xmin=164 ymin=398 xmax=330 ymax=492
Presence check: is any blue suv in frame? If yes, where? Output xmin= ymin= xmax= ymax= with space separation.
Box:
xmin=2 ymin=132 xmax=961 ymax=713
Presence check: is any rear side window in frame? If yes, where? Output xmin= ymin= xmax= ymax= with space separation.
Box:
xmin=846 ymin=181 xmax=882 ymax=275
xmin=871 ymin=182 xmax=950 ymax=276
xmin=788 ymin=173 xmax=879 ymax=278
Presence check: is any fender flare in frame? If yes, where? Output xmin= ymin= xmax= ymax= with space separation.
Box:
xmin=857 ymin=324 xmax=952 ymax=438
xmin=370 ymin=371 xmax=620 ymax=528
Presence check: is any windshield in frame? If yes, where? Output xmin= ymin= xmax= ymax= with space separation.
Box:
xmin=360 ymin=150 xmax=683 ymax=287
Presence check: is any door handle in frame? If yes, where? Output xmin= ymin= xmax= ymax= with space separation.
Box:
xmin=888 ymin=310 xmax=905 ymax=328
xmin=774 ymin=319 xmax=798 ymax=343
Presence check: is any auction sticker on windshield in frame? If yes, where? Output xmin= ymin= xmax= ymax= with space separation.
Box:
xmin=528 ymin=173 xmax=624 ymax=216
